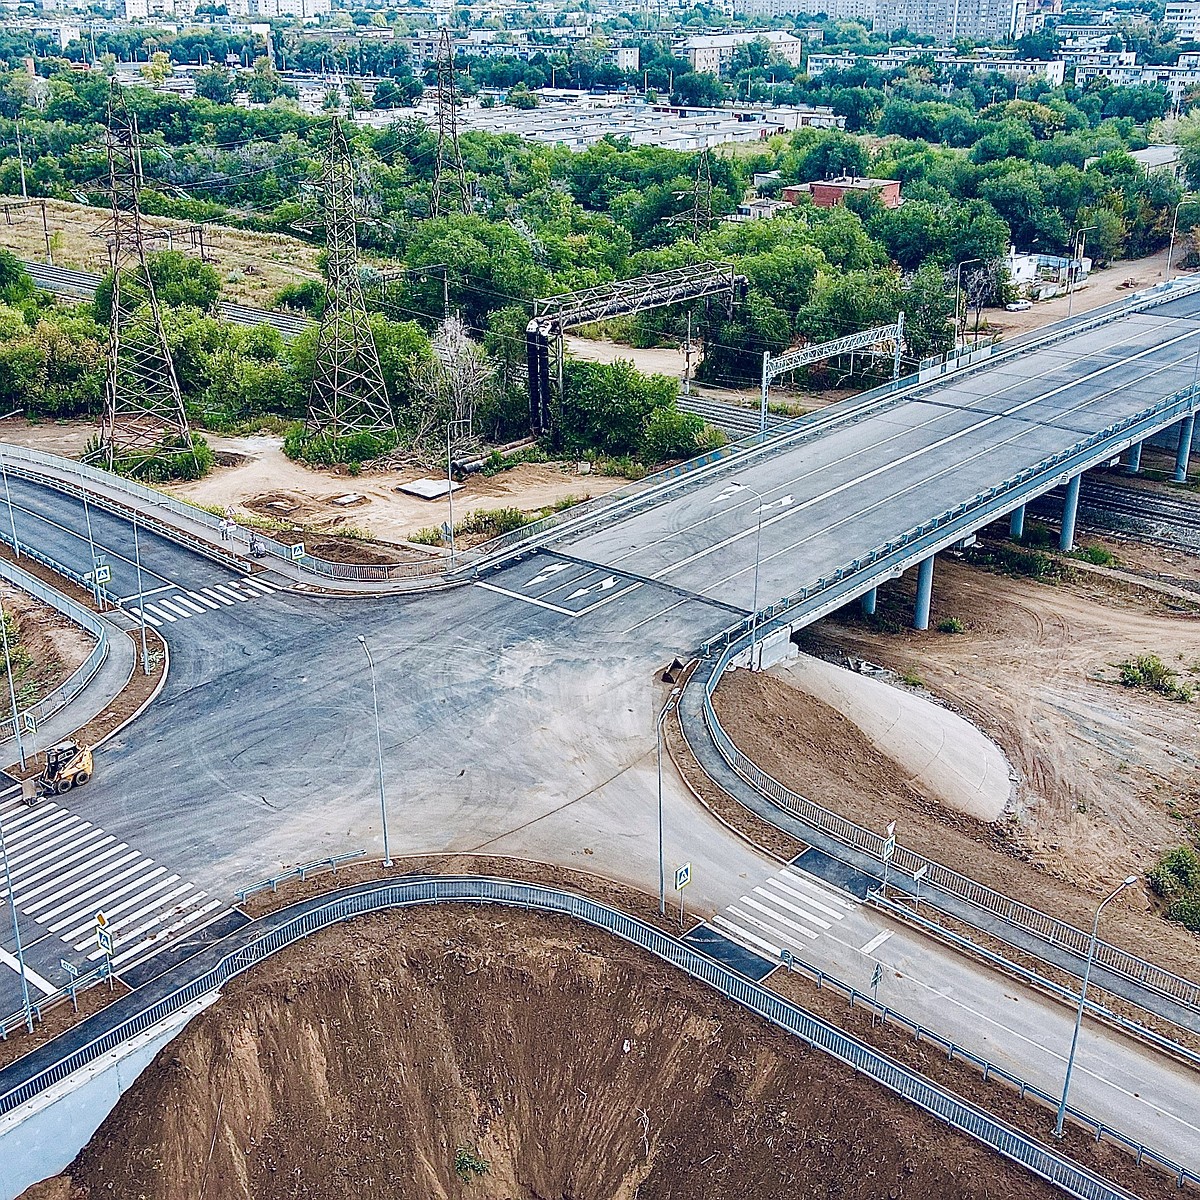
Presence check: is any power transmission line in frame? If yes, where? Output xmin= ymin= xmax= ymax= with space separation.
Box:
xmin=306 ymin=117 xmax=394 ymax=442
xmin=95 ymin=79 xmax=193 ymax=476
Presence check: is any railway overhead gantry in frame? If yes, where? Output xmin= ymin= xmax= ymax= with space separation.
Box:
xmin=525 ymin=263 xmax=748 ymax=435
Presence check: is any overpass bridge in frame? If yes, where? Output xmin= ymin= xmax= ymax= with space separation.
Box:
xmin=490 ymin=277 xmax=1200 ymax=651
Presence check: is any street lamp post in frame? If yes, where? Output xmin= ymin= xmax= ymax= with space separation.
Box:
xmin=1053 ymin=874 xmax=1138 ymax=1139
xmin=132 ymin=510 xmax=150 ymax=677
xmin=0 ymin=590 xmax=26 ymax=772
xmin=2 ymin=458 xmax=19 ymax=560
xmin=1167 ymin=200 xmax=1183 ymax=277
xmin=716 ymin=482 xmax=766 ymax=671
xmin=1066 ymin=225 xmax=1097 ymax=319
xmin=356 ymin=635 xmax=393 ymax=868
xmin=954 ymin=258 xmax=982 ymax=350
xmin=0 ymin=816 xmax=33 ymax=1033
xmin=655 ymin=686 xmax=682 ymax=916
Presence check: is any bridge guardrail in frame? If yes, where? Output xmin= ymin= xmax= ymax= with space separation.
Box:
xmin=0 ymin=446 xmax=449 ymax=587
xmin=697 ymin=628 xmax=1200 ymax=1016
xmin=0 ymin=876 xmax=1148 ymax=1200
xmin=0 ymin=551 xmax=108 ymax=747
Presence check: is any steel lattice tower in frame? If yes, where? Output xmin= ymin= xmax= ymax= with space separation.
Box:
xmin=96 ymin=81 xmax=192 ymax=473
xmin=306 ymin=118 xmax=394 ymax=441
xmin=689 ymin=149 xmax=713 ymax=244
xmin=430 ymin=29 xmax=470 ymax=219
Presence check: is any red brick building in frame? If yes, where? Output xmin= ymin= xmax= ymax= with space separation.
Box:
xmin=782 ymin=176 xmax=903 ymax=209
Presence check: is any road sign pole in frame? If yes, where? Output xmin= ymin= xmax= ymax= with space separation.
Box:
xmin=674 ymin=862 xmax=691 ymax=930
xmin=655 ymin=687 xmax=681 ymax=917
xmin=82 ymin=494 xmax=103 ymax=610
xmin=881 ymin=820 xmax=896 ymax=899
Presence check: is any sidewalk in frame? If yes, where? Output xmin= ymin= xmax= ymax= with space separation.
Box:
xmin=2 ymin=611 xmax=136 ymax=772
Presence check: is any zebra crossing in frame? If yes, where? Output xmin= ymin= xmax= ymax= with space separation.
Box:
xmin=125 ymin=575 xmax=280 ymax=627
xmin=709 ymin=863 xmax=859 ymax=964
xmin=0 ymin=794 xmax=235 ymax=979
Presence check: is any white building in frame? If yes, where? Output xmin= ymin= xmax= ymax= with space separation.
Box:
xmin=1075 ymin=61 xmax=1200 ymax=106
xmin=1165 ymin=1 xmax=1200 ymax=42
xmin=806 ymin=49 xmax=1064 ymax=86
xmin=736 ymin=0 xmax=875 ymax=21
xmin=874 ymin=0 xmax=1025 ymax=44
xmin=675 ymin=31 xmax=804 ymax=74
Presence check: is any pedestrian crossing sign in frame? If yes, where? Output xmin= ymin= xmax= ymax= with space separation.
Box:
xmin=290 ymin=542 xmax=305 ymax=561
xmin=95 ymin=911 xmax=114 ymax=957
xmin=675 ymin=862 xmax=691 ymax=891
xmin=94 ymin=565 xmax=111 ymax=584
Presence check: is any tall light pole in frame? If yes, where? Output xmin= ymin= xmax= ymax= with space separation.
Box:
xmin=1166 ymin=199 xmax=1183 ymax=278
xmin=0 ymin=590 xmax=25 ymax=772
xmin=656 ymin=686 xmax=681 ymax=916
xmin=1053 ymin=874 xmax=1138 ymax=1139
xmin=1066 ymin=225 xmax=1096 ymax=319
xmin=82 ymin=494 xmax=103 ymax=611
xmin=715 ymin=481 xmax=767 ymax=671
xmin=2 ymin=458 xmax=19 ymax=560
xmin=954 ymin=257 xmax=982 ymax=350
xmin=357 ymin=635 xmax=392 ymax=868
xmin=0 ymin=815 xmax=33 ymax=1033
xmin=132 ymin=510 xmax=150 ymax=677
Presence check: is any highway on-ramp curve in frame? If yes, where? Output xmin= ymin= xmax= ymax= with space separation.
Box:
xmin=0 ymin=283 xmax=1199 ymax=1173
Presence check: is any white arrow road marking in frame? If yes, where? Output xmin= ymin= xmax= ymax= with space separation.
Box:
xmin=527 ymin=563 xmax=573 ymax=588
xmin=566 ymin=576 xmax=618 ymax=601
xmin=756 ymin=495 xmax=794 ymax=513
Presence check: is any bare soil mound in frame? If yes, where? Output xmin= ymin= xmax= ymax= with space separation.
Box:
xmin=40 ymin=908 xmax=1058 ymax=1200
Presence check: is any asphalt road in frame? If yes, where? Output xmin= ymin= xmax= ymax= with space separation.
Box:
xmin=1 ymin=286 xmax=1200 ymax=1169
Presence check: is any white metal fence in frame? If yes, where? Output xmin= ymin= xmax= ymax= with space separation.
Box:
xmin=0 ymin=877 xmax=1149 ymax=1200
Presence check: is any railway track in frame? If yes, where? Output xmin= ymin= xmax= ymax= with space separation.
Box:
xmin=23 ymin=260 xmax=311 ymax=341
xmin=1029 ymin=476 xmax=1200 ymax=552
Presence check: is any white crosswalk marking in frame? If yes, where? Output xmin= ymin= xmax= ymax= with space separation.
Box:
xmin=0 ymin=797 xmax=234 ymax=976
xmin=122 ymin=577 xmax=278 ymax=628
xmin=709 ymin=865 xmax=859 ymax=964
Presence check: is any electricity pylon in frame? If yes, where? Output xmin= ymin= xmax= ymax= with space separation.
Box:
xmin=306 ymin=118 xmax=394 ymax=441
xmin=96 ymin=80 xmax=192 ymax=474
xmin=430 ymin=28 xmax=470 ymax=218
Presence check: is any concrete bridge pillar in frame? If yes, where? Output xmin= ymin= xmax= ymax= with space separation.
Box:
xmin=1175 ymin=415 xmax=1195 ymax=483
xmin=1124 ymin=441 xmax=1142 ymax=474
xmin=861 ymin=587 xmax=877 ymax=616
xmin=1059 ymin=474 xmax=1081 ymax=552
xmin=1009 ymin=504 xmax=1025 ymax=540
xmin=914 ymin=555 xmax=935 ymax=631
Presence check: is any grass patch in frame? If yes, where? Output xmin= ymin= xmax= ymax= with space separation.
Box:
xmin=1148 ymin=846 xmax=1200 ymax=930
xmin=1069 ymin=544 xmax=1116 ymax=566
xmin=1116 ymin=654 xmax=1194 ymax=701
xmin=936 ymin=617 xmax=964 ymax=634
xmin=899 ymin=667 xmax=924 ymax=687
xmin=1016 ymin=520 xmax=1057 ymax=548
xmin=454 ymin=1147 xmax=489 ymax=1182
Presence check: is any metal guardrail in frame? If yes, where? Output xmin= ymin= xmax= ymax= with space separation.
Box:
xmin=235 ymin=851 xmax=366 ymax=901
xmin=0 ymin=551 xmax=108 ymax=747
xmin=699 ymin=378 xmax=1200 ymax=654
xmin=778 ymin=951 xmax=1200 ymax=1192
xmin=0 ymin=446 xmax=449 ymax=587
xmin=0 ymin=876 xmax=1147 ymax=1200
xmin=697 ymin=644 xmax=1200 ymax=1017
xmin=0 ymin=963 xmax=110 ymax=1041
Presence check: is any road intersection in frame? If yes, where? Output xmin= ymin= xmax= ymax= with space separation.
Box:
xmin=0 ymin=283 xmax=1199 ymax=1172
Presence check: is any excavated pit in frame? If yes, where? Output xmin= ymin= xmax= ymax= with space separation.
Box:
xmin=32 ymin=907 xmax=1063 ymax=1200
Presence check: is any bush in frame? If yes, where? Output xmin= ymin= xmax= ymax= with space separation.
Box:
xmin=1117 ymin=654 xmax=1193 ymax=701
xmin=638 ymin=405 xmax=726 ymax=463
xmin=558 ymin=359 xmax=677 ymax=457
xmin=88 ymin=432 xmax=215 ymax=482
xmin=968 ymin=544 xmax=1063 ymax=579
xmin=283 ymin=425 xmax=398 ymax=468
xmin=1149 ymin=846 xmax=1200 ymax=898
xmin=937 ymin=617 xmax=964 ymax=633
xmin=454 ymin=507 xmax=531 ymax=538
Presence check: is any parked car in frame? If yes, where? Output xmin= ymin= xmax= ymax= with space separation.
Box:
xmin=1005 ymin=300 xmax=1033 ymax=312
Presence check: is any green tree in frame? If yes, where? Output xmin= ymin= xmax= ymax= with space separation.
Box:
xmin=194 ymin=65 xmax=236 ymax=105
xmin=558 ymin=358 xmax=676 ymax=455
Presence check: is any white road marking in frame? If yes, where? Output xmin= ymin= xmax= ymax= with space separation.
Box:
xmin=712 ymin=914 xmax=783 ymax=958
xmin=201 ymin=587 xmax=236 ymax=606
xmin=0 ymin=946 xmax=56 ymax=995
xmin=185 ymin=590 xmax=222 ymax=610
xmin=130 ymin=607 xmax=162 ymax=627
xmin=143 ymin=603 xmax=176 ymax=623
xmin=860 ymin=930 xmax=894 ymax=956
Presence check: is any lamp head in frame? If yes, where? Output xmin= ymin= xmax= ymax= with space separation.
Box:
xmin=1123 ymin=875 xmax=1138 ymax=887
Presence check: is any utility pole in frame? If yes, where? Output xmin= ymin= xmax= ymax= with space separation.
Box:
xmin=683 ymin=311 xmax=693 ymax=396
xmin=95 ymin=80 xmax=192 ymax=477
xmin=306 ymin=118 xmax=394 ymax=443
xmin=689 ymin=148 xmax=713 ymax=245
xmin=430 ymin=29 xmax=470 ymax=219
xmin=14 ymin=121 xmax=27 ymax=200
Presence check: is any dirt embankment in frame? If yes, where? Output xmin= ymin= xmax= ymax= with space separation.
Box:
xmin=1 ymin=579 xmax=94 ymax=702
xmin=713 ymin=548 xmax=1200 ymax=978
xmin=36 ymin=907 xmax=1061 ymax=1200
